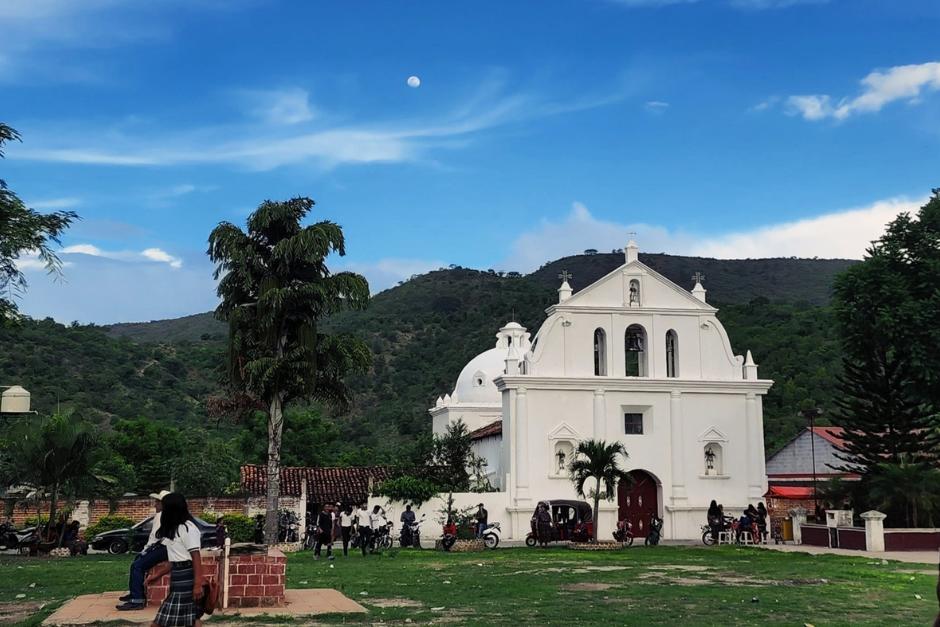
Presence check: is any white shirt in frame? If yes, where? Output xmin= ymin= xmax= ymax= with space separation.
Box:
xmin=369 ymin=510 xmax=387 ymax=530
xmin=144 ymin=512 xmax=162 ymax=550
xmin=163 ymin=521 xmax=202 ymax=562
xmin=340 ymin=512 xmax=353 ymax=527
xmin=356 ymin=508 xmax=369 ymax=527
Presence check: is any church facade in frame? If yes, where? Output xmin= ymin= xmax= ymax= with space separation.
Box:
xmin=429 ymin=241 xmax=773 ymax=540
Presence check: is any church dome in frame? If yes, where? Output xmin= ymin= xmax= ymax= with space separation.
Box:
xmin=452 ymin=347 xmax=509 ymax=405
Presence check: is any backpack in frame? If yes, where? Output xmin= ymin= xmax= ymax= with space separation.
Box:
xmin=199 ymin=579 xmax=220 ymax=615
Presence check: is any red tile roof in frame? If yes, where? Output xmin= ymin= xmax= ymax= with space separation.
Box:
xmin=469 ymin=420 xmax=502 ymax=440
xmin=809 ymin=426 xmax=846 ymax=449
xmin=240 ymin=465 xmax=394 ymax=503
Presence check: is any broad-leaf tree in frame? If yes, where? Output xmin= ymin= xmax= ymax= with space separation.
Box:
xmin=208 ymin=197 xmax=370 ymax=543
xmin=568 ymin=439 xmax=631 ymax=542
xmin=867 ymin=457 xmax=940 ymax=528
xmin=0 ymin=123 xmax=77 ymax=323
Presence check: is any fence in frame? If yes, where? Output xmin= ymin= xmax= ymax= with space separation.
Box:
xmin=793 ymin=508 xmax=939 ymax=552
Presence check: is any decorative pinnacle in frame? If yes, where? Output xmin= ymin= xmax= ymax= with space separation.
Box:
xmin=558 ymin=269 xmax=573 ymax=283
xmin=692 ymin=271 xmax=706 ymax=284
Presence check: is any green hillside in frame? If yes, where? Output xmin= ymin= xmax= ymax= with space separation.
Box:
xmin=1 ymin=253 xmax=852 ymax=469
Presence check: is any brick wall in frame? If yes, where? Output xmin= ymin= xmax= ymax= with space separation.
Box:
xmin=5 ymin=497 xmax=269 ymax=529
xmin=147 ymin=548 xmax=286 ymax=608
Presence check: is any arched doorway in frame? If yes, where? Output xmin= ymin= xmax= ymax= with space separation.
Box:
xmin=617 ymin=470 xmax=659 ymax=537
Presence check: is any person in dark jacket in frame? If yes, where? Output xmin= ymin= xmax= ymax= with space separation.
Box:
xmin=755 ymin=502 xmax=769 ymax=544
xmin=707 ymin=500 xmax=722 ymax=541
xmin=475 ymin=504 xmax=488 ymax=539
xmin=314 ymin=504 xmax=334 ymax=560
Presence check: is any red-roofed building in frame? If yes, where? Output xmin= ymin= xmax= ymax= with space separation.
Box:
xmin=240 ymin=465 xmax=393 ymax=506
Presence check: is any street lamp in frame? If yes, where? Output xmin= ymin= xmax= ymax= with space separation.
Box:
xmin=800 ymin=407 xmax=823 ymax=521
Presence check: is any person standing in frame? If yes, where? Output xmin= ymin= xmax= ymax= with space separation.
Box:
xmin=356 ymin=503 xmax=371 ymax=556
xmin=116 ymin=490 xmax=170 ymax=611
xmin=339 ymin=505 xmax=354 ymax=557
xmin=369 ymin=505 xmax=387 ymax=552
xmin=475 ymin=503 xmax=488 ymax=539
xmin=755 ymin=502 xmax=769 ymax=544
xmin=707 ymin=500 xmax=722 ymax=542
xmin=314 ymin=504 xmax=334 ymax=560
xmin=536 ymin=503 xmax=553 ymax=547
xmin=400 ymin=504 xmax=416 ymax=546
xmin=151 ymin=493 xmax=204 ymax=627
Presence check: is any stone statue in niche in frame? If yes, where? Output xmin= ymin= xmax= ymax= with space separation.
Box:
xmin=705 ymin=447 xmax=716 ymax=475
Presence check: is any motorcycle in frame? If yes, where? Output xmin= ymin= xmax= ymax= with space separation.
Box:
xmin=371 ymin=522 xmax=393 ymax=552
xmin=645 ymin=514 xmax=663 ymax=546
xmin=0 ymin=522 xmax=38 ymax=554
xmin=400 ymin=515 xmax=426 ymax=548
xmin=481 ymin=522 xmax=501 ymax=549
xmin=278 ymin=511 xmax=300 ymax=543
xmin=613 ymin=519 xmax=634 ymax=547
xmin=302 ymin=520 xmax=317 ymax=550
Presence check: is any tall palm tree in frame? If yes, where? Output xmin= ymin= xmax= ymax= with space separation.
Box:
xmin=568 ymin=439 xmax=631 ymax=542
xmin=208 ymin=198 xmax=371 ymax=543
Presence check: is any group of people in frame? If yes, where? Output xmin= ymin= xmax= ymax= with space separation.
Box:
xmin=116 ymin=490 xmax=212 ymax=627
xmin=309 ymin=502 xmax=393 ymax=558
xmin=706 ymin=500 xmax=768 ymax=543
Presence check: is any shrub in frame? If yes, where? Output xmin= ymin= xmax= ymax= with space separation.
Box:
xmin=219 ymin=513 xmax=255 ymax=543
xmin=374 ymin=475 xmax=441 ymax=506
xmin=199 ymin=511 xmax=219 ymax=524
xmin=23 ymin=516 xmax=49 ymax=528
xmin=85 ymin=515 xmax=135 ymax=539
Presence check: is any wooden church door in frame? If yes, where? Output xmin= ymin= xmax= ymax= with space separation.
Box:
xmin=617 ymin=470 xmax=659 ymax=537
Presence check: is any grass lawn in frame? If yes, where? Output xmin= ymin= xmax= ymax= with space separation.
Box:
xmin=1 ymin=546 xmax=937 ymax=626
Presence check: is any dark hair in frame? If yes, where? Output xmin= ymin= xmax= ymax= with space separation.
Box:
xmin=405 ymin=504 xmax=412 ymax=510
xmin=372 ymin=505 xmax=381 ymax=513
xmin=157 ymin=493 xmax=194 ymax=541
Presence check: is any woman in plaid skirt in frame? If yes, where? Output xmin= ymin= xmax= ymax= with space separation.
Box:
xmin=151 ymin=493 xmax=204 ymax=627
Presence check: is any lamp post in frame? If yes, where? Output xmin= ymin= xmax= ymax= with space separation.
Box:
xmin=800 ymin=407 xmax=823 ymax=521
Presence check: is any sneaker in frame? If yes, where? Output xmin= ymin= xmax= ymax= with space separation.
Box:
xmin=115 ymin=602 xmax=145 ymax=611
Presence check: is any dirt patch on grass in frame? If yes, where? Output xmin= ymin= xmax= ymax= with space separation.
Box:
xmin=637 ymin=571 xmax=829 ymax=587
xmin=0 ymin=601 xmax=43 ymax=624
xmin=366 ymin=597 xmax=424 ymax=608
xmin=648 ymin=565 xmax=714 ymax=572
xmin=561 ymin=582 xmax=616 ymax=591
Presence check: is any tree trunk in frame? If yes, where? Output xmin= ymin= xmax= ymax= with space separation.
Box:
xmin=47 ymin=483 xmax=59 ymax=544
xmin=593 ymin=478 xmax=601 ymax=542
xmin=912 ymin=500 xmax=919 ymax=529
xmin=264 ymin=393 xmax=285 ymax=545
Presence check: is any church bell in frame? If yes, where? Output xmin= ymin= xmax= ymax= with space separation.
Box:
xmin=625 ymin=331 xmax=643 ymax=352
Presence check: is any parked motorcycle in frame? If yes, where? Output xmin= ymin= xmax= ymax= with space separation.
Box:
xmin=481 ymin=522 xmax=501 ymax=549
xmin=645 ymin=514 xmax=663 ymax=546
xmin=399 ymin=515 xmax=426 ymax=548
xmin=371 ymin=522 xmax=393 ymax=552
xmin=0 ymin=522 xmax=38 ymax=554
xmin=613 ymin=519 xmax=634 ymax=547
xmin=278 ymin=511 xmax=300 ymax=543
xmin=302 ymin=520 xmax=317 ymax=550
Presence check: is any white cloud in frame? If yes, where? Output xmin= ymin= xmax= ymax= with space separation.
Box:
xmin=644 ymin=100 xmax=670 ymax=113
xmin=241 ymin=87 xmax=316 ymax=125
xmin=502 ymin=196 xmax=925 ymax=271
xmin=28 ymin=196 xmax=81 ymax=209
xmin=57 ymin=243 xmax=184 ymax=268
xmin=10 ymin=79 xmax=628 ymax=171
xmin=141 ymin=248 xmax=183 ymax=269
xmin=786 ymin=61 xmax=940 ymax=121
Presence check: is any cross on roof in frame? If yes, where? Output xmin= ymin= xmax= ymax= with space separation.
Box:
xmin=558 ymin=269 xmax=573 ymax=283
xmin=627 ymin=231 xmax=637 ymax=240
xmin=692 ymin=272 xmax=706 ymax=284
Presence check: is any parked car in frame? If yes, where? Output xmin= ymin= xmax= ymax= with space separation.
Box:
xmin=90 ymin=515 xmax=217 ymax=554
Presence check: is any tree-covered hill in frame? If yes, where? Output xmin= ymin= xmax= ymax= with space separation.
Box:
xmin=2 ymin=252 xmax=852 ymax=466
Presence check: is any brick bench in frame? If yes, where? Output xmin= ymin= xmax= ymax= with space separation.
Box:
xmin=147 ymin=547 xmax=286 ymax=608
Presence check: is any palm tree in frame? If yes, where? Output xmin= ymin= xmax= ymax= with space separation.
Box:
xmin=568 ymin=439 xmax=631 ymax=542
xmin=868 ymin=457 xmax=940 ymax=528
xmin=3 ymin=412 xmax=98 ymax=544
xmin=208 ymin=198 xmax=371 ymax=543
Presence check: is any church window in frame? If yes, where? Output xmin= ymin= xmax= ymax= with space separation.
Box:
xmin=629 ymin=279 xmax=641 ymax=306
xmin=704 ymin=443 xmax=723 ymax=476
xmin=624 ymin=412 xmax=643 ymax=435
xmin=625 ymin=324 xmax=648 ymax=377
xmin=665 ymin=330 xmax=678 ymax=378
xmin=593 ymin=328 xmax=607 ymax=376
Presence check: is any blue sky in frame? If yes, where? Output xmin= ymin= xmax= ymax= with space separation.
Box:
xmin=4 ymin=0 xmax=940 ymax=323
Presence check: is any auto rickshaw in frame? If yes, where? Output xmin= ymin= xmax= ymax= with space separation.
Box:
xmin=525 ymin=500 xmax=593 ymax=546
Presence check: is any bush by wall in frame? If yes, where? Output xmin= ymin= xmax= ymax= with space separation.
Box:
xmin=85 ymin=515 xmax=135 ymax=539
xmin=218 ymin=513 xmax=255 ymax=543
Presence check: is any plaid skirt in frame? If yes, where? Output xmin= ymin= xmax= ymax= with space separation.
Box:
xmin=154 ymin=561 xmax=199 ymax=627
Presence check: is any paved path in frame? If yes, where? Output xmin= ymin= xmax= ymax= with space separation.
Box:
xmin=758 ymin=543 xmax=938 ymax=565
xmin=43 ymin=589 xmax=366 ymax=626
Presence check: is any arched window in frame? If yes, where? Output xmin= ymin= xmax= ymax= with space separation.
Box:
xmin=624 ymin=324 xmax=648 ymax=377
xmin=628 ymin=279 xmax=641 ymax=307
xmin=665 ymin=330 xmax=678 ymax=378
xmin=593 ymin=328 xmax=607 ymax=376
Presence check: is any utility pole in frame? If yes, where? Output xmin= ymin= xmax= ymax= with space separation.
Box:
xmin=800 ymin=407 xmax=823 ymax=521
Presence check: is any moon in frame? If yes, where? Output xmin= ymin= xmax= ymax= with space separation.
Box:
xmin=407 ymin=75 xmax=421 ymax=88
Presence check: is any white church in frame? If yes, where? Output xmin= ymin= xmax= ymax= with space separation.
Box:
xmin=428 ymin=241 xmax=773 ymax=541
